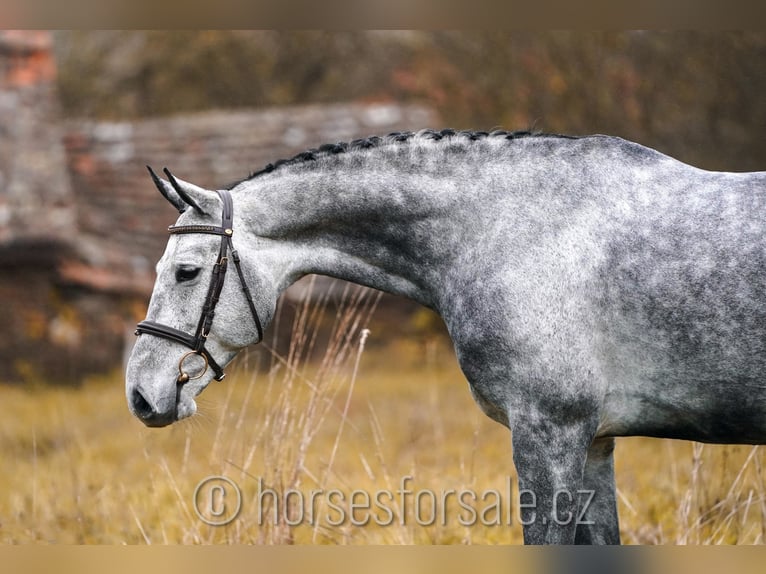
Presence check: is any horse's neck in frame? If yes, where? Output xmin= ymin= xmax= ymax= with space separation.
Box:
xmin=235 ymin=158 xmax=470 ymax=308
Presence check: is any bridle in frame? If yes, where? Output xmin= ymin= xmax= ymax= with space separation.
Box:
xmin=134 ymin=188 xmax=263 ymax=384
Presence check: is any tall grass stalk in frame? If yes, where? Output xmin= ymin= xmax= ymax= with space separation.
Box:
xmin=5 ymin=280 xmax=765 ymax=544
xmin=621 ymin=442 xmax=766 ymax=544
xmin=184 ymin=279 xmax=382 ymax=543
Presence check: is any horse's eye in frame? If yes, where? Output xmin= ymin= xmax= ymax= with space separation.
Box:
xmin=175 ymin=265 xmax=201 ymax=283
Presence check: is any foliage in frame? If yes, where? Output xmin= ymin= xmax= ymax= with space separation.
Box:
xmin=54 ymin=31 xmax=406 ymax=120
xmin=54 ymin=31 xmax=766 ymax=171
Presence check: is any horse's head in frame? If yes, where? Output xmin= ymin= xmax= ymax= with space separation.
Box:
xmin=125 ymin=168 xmax=271 ymax=427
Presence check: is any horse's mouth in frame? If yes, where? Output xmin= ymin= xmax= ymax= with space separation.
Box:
xmin=175 ymin=399 xmax=197 ymax=421
xmin=137 ymin=400 xmax=194 ymax=427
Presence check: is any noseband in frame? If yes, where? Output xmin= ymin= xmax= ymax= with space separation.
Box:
xmin=135 ymin=189 xmax=263 ymax=384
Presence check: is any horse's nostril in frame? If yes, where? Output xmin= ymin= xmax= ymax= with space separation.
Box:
xmin=131 ymin=387 xmax=154 ymax=419
xmin=129 ymin=385 xmax=177 ymax=427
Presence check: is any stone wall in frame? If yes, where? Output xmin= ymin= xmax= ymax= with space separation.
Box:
xmin=61 ymin=103 xmax=437 ymax=296
xmin=0 ymin=32 xmax=438 ymax=384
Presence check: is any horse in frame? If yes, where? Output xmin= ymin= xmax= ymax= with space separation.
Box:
xmin=125 ymin=129 xmax=766 ymax=544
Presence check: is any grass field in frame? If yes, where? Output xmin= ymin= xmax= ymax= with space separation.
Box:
xmin=2 ymin=286 xmax=765 ymax=545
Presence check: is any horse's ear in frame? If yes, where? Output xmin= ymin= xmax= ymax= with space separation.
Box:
xmin=162 ymin=168 xmax=211 ymax=215
xmin=147 ymin=165 xmax=186 ymax=213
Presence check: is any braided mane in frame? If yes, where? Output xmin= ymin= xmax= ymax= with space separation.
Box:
xmin=225 ymin=129 xmax=579 ymax=190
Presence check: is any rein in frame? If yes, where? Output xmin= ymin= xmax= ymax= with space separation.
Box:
xmin=135 ymin=188 xmax=263 ymax=384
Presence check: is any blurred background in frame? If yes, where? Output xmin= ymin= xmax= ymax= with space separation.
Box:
xmin=2 ymin=30 xmax=765 ymax=384
xmin=0 ymin=31 xmax=766 ymax=388
xmin=1 ymin=31 xmax=766 ymax=545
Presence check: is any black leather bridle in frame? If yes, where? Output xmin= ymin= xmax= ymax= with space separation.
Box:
xmin=135 ymin=188 xmax=263 ymax=384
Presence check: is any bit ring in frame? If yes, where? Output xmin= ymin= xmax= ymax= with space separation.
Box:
xmin=177 ymin=351 xmax=208 ymax=384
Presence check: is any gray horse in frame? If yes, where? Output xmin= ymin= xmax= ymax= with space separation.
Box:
xmin=125 ymin=129 xmax=766 ymax=544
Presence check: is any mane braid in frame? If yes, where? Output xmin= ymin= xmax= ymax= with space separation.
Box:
xmin=224 ymin=128 xmax=579 ymax=190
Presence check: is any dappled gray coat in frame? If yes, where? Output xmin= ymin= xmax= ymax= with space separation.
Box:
xmin=126 ymin=130 xmax=766 ymax=544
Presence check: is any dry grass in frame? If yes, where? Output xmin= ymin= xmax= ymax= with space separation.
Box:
xmin=1 ymin=282 xmax=765 ymax=544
